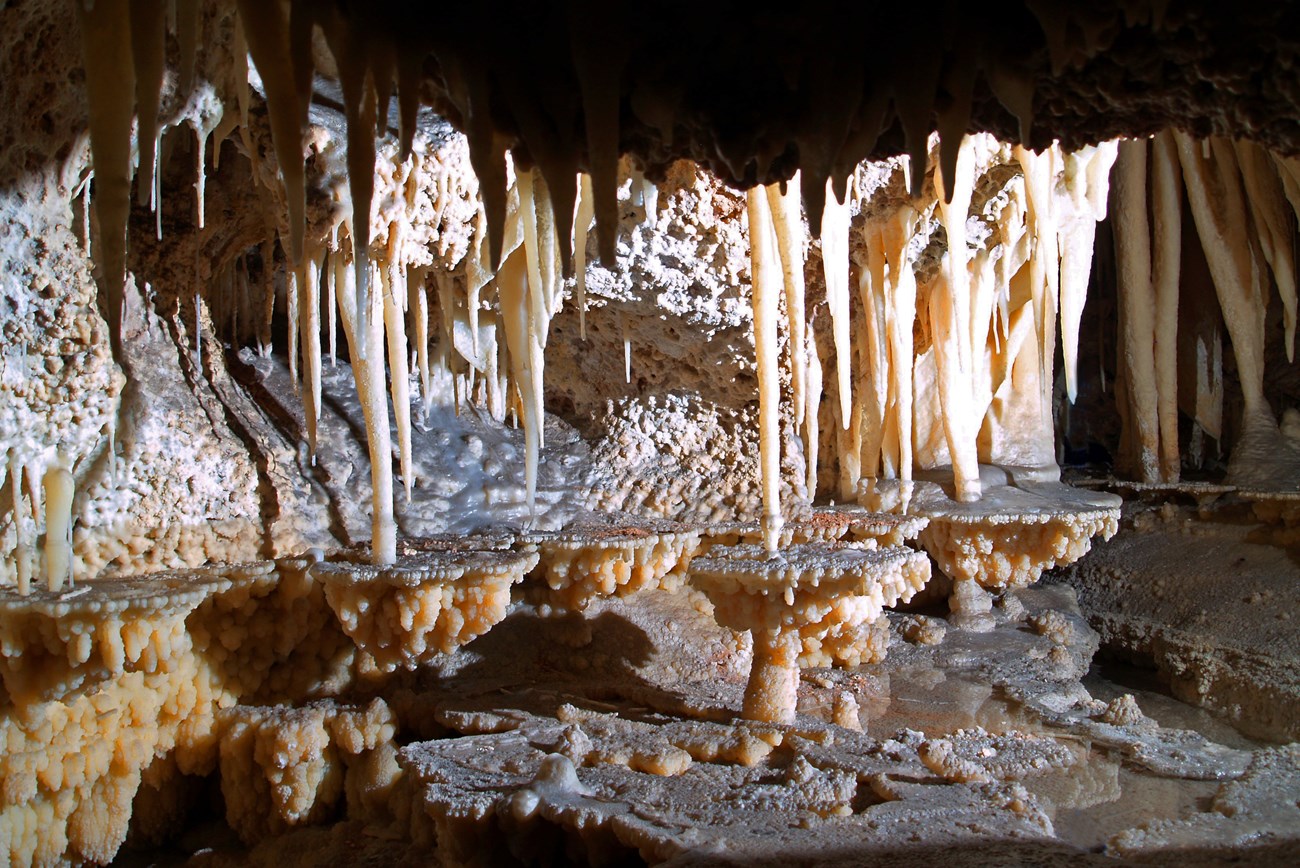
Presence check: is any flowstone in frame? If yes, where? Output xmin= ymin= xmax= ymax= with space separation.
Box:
xmin=169 ymin=576 xmax=1299 ymax=867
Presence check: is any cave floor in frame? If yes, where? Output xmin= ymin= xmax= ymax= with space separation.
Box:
xmin=112 ymin=499 xmax=1300 ymax=867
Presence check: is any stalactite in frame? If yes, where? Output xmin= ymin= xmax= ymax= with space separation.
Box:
xmin=497 ymin=247 xmax=541 ymax=514
xmin=805 ymin=331 xmax=823 ymax=499
xmin=1150 ymin=131 xmax=1182 ymax=482
xmin=1174 ymin=133 xmax=1269 ymax=424
xmin=766 ymin=175 xmax=808 ymax=436
xmin=934 ymin=136 xmax=981 ymax=501
xmin=622 ymin=315 xmax=632 ymax=385
xmin=325 ymin=20 xmax=380 ymax=362
xmin=382 ymin=251 xmax=414 ymax=502
xmin=130 ymin=0 xmax=166 ymax=214
xmin=412 ymin=270 xmax=432 ymax=418
xmin=258 ymin=239 xmax=275 ymax=356
xmin=235 ymin=0 xmax=307 ymax=266
xmin=299 ymin=252 xmax=323 ymax=460
xmin=77 ymin=0 xmax=135 ymax=361
xmin=575 ymin=173 xmax=595 ymax=340
xmin=193 ymin=121 xmax=208 ymax=230
xmin=326 ymin=232 xmax=339 ymax=366
xmin=569 ymin=2 xmax=626 ymax=268
xmin=1113 ymin=138 xmax=1161 ymax=483
xmin=821 ymin=179 xmax=853 ymax=429
xmin=1058 ymin=142 xmax=1118 ymax=404
xmin=335 ymin=233 xmax=396 ymax=565
xmin=287 ymin=265 xmax=301 ymax=388
xmin=176 ymin=0 xmax=199 ymax=95
xmin=746 ymin=189 xmax=784 ymax=551
xmin=1235 ymin=139 xmax=1298 ymax=362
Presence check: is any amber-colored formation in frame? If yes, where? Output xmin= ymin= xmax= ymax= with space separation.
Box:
xmin=690 ymin=543 xmax=930 ymax=723
xmin=1 ymin=1 xmax=1299 ymax=863
xmin=312 ymin=549 xmax=539 ymax=672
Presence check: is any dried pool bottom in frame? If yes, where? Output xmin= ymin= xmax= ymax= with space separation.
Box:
xmin=169 ymin=581 xmax=1297 ymax=867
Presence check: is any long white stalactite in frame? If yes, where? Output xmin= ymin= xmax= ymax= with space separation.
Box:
xmin=747 ymin=188 xmax=785 ymax=551
xmin=333 ymin=237 xmax=397 ymax=565
xmin=55 ymin=0 xmax=1300 ymax=604
xmin=1150 ymin=131 xmax=1182 ymax=482
xmin=1173 ymin=133 xmax=1269 ymax=425
xmin=933 ymin=136 xmax=981 ymax=501
xmin=1114 ymin=138 xmax=1161 ymax=483
xmin=821 ymin=179 xmax=854 ymax=430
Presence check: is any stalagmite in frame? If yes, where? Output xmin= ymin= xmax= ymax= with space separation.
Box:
xmin=746 ymin=189 xmax=784 ymax=551
xmin=42 ymin=464 xmax=75 ymax=594
xmin=335 ymin=240 xmax=396 ymax=565
xmin=821 ymin=179 xmax=854 ymax=428
xmin=76 ymin=0 xmax=135 ymax=359
xmin=1114 ymin=138 xmax=1161 ymax=483
xmin=10 ymin=456 xmax=31 ymax=596
xmin=1150 ymin=131 xmax=1182 ymax=481
xmin=643 ymin=178 xmax=659 ymax=227
xmin=575 ymin=173 xmax=595 ymax=339
xmin=934 ymin=137 xmax=981 ymax=501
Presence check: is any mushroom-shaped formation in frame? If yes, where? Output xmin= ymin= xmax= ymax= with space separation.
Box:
xmin=689 ymin=543 xmax=931 ymax=724
xmin=0 ymin=564 xmax=260 ymax=701
xmin=311 ymin=549 xmax=539 ymax=673
xmin=790 ymin=506 xmax=930 ymax=548
xmin=1109 ymin=479 xmax=1236 ymax=510
xmin=695 ymin=508 xmax=926 ymax=553
xmin=398 ymin=531 xmax=519 ymax=555
xmin=907 ymin=474 xmax=1120 ymax=631
xmin=1238 ymin=488 xmax=1300 ymax=528
xmin=521 ymin=518 xmax=703 ymax=610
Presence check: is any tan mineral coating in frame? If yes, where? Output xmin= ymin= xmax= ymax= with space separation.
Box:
xmin=909 ymin=476 xmax=1121 ymax=591
xmin=311 ymin=549 xmax=539 ymax=673
xmin=0 ymin=2 xmax=1296 ymax=865
xmin=690 ymin=543 xmax=930 ymax=722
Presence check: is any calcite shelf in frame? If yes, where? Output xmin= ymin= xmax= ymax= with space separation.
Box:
xmin=1 ymin=0 xmax=1299 ymax=865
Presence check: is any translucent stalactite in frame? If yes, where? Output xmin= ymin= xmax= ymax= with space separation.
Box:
xmin=334 ymin=235 xmax=396 ymax=565
xmin=746 ymin=188 xmax=784 ymax=551
xmin=821 ymin=179 xmax=853 ymax=430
